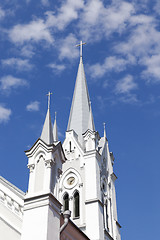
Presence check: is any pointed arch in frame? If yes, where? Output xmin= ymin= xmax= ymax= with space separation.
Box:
xmin=63 ymin=192 xmax=69 ymax=211
xmin=73 ymin=190 xmax=80 ymax=218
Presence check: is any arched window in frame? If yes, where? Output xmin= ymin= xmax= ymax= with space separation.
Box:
xmin=63 ymin=193 xmax=69 ymax=211
xmin=74 ymin=191 xmax=80 ymax=218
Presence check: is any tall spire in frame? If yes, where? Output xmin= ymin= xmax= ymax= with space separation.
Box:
xmin=40 ymin=92 xmax=54 ymax=145
xmin=67 ymin=41 xmax=94 ymax=144
xmin=53 ymin=112 xmax=58 ymax=142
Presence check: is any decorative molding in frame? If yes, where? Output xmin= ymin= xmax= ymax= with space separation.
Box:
xmin=0 ymin=189 xmax=23 ymax=217
xmin=45 ymin=159 xmax=54 ymax=168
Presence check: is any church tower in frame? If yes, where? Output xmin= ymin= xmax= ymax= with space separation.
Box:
xmin=59 ymin=42 xmax=121 ymax=240
xmin=21 ymin=93 xmax=66 ymax=240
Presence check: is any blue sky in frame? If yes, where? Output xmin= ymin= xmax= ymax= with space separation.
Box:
xmin=0 ymin=0 xmax=160 ymax=239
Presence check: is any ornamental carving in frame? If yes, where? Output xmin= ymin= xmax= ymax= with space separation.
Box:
xmin=45 ymin=159 xmax=54 ymax=168
xmin=28 ymin=164 xmax=35 ymax=173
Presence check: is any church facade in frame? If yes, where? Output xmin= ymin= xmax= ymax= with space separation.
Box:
xmin=0 ymin=45 xmax=121 ymax=240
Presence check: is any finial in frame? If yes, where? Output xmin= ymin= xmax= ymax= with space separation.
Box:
xmin=46 ymin=91 xmax=52 ymax=109
xmin=76 ymin=40 xmax=86 ymax=58
xmin=55 ymin=111 xmax=57 ymax=119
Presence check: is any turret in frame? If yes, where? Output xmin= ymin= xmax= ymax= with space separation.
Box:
xmin=21 ymin=93 xmax=65 ymax=240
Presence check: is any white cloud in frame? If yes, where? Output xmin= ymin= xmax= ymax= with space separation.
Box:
xmin=0 ymin=105 xmax=11 ymax=123
xmin=117 ymin=93 xmax=138 ymax=104
xmin=9 ymin=0 xmax=83 ymax=47
xmin=26 ymin=101 xmax=40 ymax=111
xmin=9 ymin=19 xmax=53 ymax=45
xmin=46 ymin=0 xmax=84 ymax=30
xmin=140 ymin=55 xmax=160 ymax=82
xmin=0 ymin=75 xmax=28 ymax=91
xmin=2 ymin=58 xmax=33 ymax=71
xmin=153 ymin=0 xmax=160 ymax=15
xmin=79 ymin=0 xmax=134 ymax=41
xmin=115 ymin=15 xmax=160 ymax=58
xmin=88 ymin=56 xmax=128 ymax=79
xmin=48 ymin=63 xmax=66 ymax=73
xmin=115 ymin=75 xmax=137 ymax=94
xmin=58 ymin=34 xmax=79 ymax=60
xmin=41 ymin=0 xmax=49 ymax=6
xmin=113 ymin=12 xmax=160 ymax=84
xmin=20 ymin=45 xmax=35 ymax=58
xmin=0 ymin=7 xmax=5 ymax=20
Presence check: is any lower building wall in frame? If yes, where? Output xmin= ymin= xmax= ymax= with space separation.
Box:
xmin=0 ymin=217 xmax=21 ymax=240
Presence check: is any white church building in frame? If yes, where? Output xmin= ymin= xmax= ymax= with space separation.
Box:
xmin=0 ymin=43 xmax=121 ymax=240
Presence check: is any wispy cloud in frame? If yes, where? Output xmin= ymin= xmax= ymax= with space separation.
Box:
xmin=79 ymin=0 xmax=134 ymax=41
xmin=0 ymin=75 xmax=28 ymax=92
xmin=48 ymin=63 xmax=66 ymax=73
xmin=153 ymin=0 xmax=160 ymax=15
xmin=88 ymin=56 xmax=128 ymax=79
xmin=9 ymin=19 xmax=53 ymax=45
xmin=0 ymin=7 xmax=5 ymax=20
xmin=58 ymin=34 xmax=79 ymax=60
xmin=140 ymin=55 xmax=160 ymax=82
xmin=114 ymin=13 xmax=160 ymax=84
xmin=41 ymin=0 xmax=49 ymax=6
xmin=0 ymin=105 xmax=11 ymax=123
xmin=9 ymin=0 xmax=84 ymax=47
xmin=20 ymin=45 xmax=35 ymax=58
xmin=115 ymin=75 xmax=137 ymax=94
xmin=46 ymin=0 xmax=84 ymax=30
xmin=2 ymin=58 xmax=33 ymax=71
xmin=26 ymin=101 xmax=40 ymax=111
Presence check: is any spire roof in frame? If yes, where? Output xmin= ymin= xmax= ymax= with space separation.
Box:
xmin=67 ymin=56 xmax=92 ymax=144
xmin=40 ymin=92 xmax=54 ymax=145
xmin=103 ymin=122 xmax=107 ymax=141
xmin=40 ymin=108 xmax=54 ymax=145
xmin=53 ymin=112 xmax=58 ymax=142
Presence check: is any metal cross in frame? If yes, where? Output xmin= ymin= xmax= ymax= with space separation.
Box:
xmin=46 ymin=91 xmax=52 ymax=109
xmin=76 ymin=40 xmax=86 ymax=58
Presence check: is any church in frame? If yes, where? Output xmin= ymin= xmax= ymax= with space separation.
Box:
xmin=0 ymin=42 xmax=121 ymax=240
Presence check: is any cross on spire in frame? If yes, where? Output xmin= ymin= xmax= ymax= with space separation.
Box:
xmin=46 ymin=91 xmax=52 ymax=109
xmin=76 ymin=40 xmax=86 ymax=58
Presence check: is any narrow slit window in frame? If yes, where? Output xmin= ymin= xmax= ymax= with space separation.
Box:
xmin=74 ymin=191 xmax=80 ymax=218
xmin=69 ymin=141 xmax=72 ymax=152
xmin=63 ymin=193 xmax=69 ymax=211
xmin=106 ymin=201 xmax=109 ymax=231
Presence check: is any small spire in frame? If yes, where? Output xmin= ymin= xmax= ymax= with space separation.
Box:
xmin=76 ymin=40 xmax=86 ymax=58
xmin=53 ymin=112 xmax=58 ymax=142
xmin=40 ymin=92 xmax=54 ymax=144
xmin=88 ymin=101 xmax=95 ymax=131
xmin=46 ymin=91 xmax=52 ymax=109
xmin=103 ymin=122 xmax=107 ymax=140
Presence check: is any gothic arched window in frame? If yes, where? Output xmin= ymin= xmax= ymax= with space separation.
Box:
xmin=74 ymin=191 xmax=80 ymax=218
xmin=63 ymin=193 xmax=69 ymax=211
